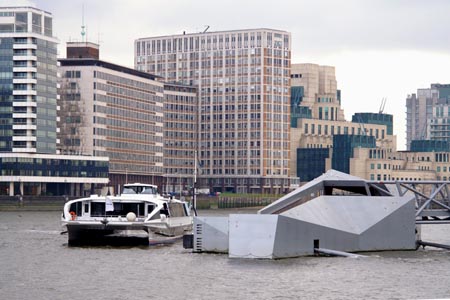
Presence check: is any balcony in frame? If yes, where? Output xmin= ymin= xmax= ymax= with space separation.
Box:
xmin=13 ymin=66 xmax=37 ymax=73
xmin=13 ymin=90 xmax=37 ymax=96
xmin=13 ymin=135 xmax=36 ymax=142
xmin=13 ymin=112 xmax=37 ymax=119
xmin=13 ymin=43 xmax=37 ymax=50
xmin=12 ymin=147 xmax=36 ymax=153
xmin=13 ymin=100 xmax=37 ymax=107
xmin=13 ymin=55 xmax=37 ymax=61
xmin=13 ymin=78 xmax=37 ymax=85
xmin=12 ymin=124 xmax=37 ymax=130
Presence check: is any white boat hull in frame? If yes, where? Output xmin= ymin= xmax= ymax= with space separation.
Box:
xmin=64 ymin=218 xmax=192 ymax=246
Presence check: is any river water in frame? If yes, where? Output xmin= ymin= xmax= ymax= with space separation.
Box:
xmin=1 ymin=210 xmax=450 ymax=300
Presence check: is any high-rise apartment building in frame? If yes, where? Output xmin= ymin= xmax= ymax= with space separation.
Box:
xmin=0 ymin=5 xmax=109 ymax=197
xmin=135 ymin=29 xmax=293 ymax=193
xmin=0 ymin=4 xmax=57 ymax=153
xmin=58 ymin=43 xmax=165 ymax=191
xmin=406 ymin=84 xmax=450 ymax=150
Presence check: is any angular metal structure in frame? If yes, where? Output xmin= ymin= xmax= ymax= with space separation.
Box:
xmin=193 ymin=170 xmax=418 ymax=259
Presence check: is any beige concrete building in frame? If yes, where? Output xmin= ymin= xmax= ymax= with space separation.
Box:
xmin=163 ymin=83 xmax=197 ymax=194
xmin=136 ymin=29 xmax=294 ymax=193
xmin=291 ymin=63 xmax=345 ymax=121
xmin=289 ymin=63 xmax=396 ymax=181
xmin=58 ymin=43 xmax=165 ymax=190
xmin=332 ymin=147 xmax=449 ymax=182
xmin=290 ymin=64 xmax=449 ymax=184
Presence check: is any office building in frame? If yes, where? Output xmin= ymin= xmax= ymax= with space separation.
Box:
xmin=290 ymin=63 xmax=396 ymax=182
xmin=290 ymin=63 xmax=345 ymax=125
xmin=163 ymin=83 xmax=197 ymax=194
xmin=136 ymin=29 xmax=293 ymax=193
xmin=58 ymin=42 xmax=165 ymax=191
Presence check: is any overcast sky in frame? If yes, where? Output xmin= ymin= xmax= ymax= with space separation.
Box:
xmin=13 ymin=0 xmax=450 ymax=149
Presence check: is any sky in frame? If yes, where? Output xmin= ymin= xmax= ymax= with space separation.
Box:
xmin=9 ymin=0 xmax=450 ymax=150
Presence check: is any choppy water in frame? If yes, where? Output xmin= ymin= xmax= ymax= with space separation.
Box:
xmin=1 ymin=210 xmax=450 ymax=300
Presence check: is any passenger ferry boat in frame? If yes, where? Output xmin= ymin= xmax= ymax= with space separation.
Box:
xmin=61 ymin=183 xmax=193 ymax=245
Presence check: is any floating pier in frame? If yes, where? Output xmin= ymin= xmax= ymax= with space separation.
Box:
xmin=185 ymin=170 xmax=423 ymax=259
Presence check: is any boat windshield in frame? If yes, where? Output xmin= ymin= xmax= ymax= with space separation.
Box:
xmin=122 ymin=186 xmax=157 ymax=195
xmin=91 ymin=202 xmax=146 ymax=217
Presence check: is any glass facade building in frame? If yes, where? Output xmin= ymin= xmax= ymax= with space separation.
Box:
xmin=290 ymin=86 xmax=312 ymax=127
xmin=0 ymin=153 xmax=109 ymax=196
xmin=332 ymin=135 xmax=376 ymax=174
xmin=352 ymin=113 xmax=393 ymax=136
xmin=296 ymin=148 xmax=329 ymax=182
xmin=0 ymin=6 xmax=58 ymax=153
xmin=410 ymin=140 xmax=450 ymax=152
xmin=0 ymin=5 xmax=109 ymax=197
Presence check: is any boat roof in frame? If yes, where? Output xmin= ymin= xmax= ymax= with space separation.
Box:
xmin=63 ymin=194 xmax=186 ymax=208
xmin=123 ymin=183 xmax=157 ymax=188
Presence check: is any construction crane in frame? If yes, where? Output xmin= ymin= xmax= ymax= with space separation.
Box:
xmin=379 ymin=97 xmax=387 ymax=114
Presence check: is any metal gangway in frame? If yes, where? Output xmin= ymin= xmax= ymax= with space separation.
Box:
xmin=368 ymin=180 xmax=450 ymax=225
xmin=368 ymin=180 xmax=450 ymax=251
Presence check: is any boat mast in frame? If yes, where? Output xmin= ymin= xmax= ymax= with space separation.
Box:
xmin=193 ymin=151 xmax=198 ymax=216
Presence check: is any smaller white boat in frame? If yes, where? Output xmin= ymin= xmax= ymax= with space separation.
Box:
xmin=61 ymin=183 xmax=193 ymax=246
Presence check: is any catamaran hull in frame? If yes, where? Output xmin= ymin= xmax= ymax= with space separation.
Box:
xmin=64 ymin=220 xmax=193 ymax=246
xmin=66 ymin=223 xmax=149 ymax=246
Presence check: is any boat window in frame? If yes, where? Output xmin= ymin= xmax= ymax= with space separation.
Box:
xmin=69 ymin=202 xmax=82 ymax=216
xmin=168 ymin=203 xmax=186 ymax=217
xmin=84 ymin=203 xmax=89 ymax=213
xmin=148 ymin=204 xmax=160 ymax=220
xmin=141 ymin=187 xmax=157 ymax=194
xmin=122 ymin=187 xmax=137 ymax=194
xmin=122 ymin=185 xmax=156 ymax=195
xmin=90 ymin=202 xmax=146 ymax=217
